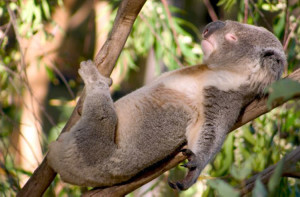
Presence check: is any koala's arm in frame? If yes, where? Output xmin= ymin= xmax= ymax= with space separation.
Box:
xmin=169 ymin=87 xmax=245 ymax=190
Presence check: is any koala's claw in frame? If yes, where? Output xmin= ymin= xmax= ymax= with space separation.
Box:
xmin=168 ymin=167 xmax=201 ymax=190
xmin=181 ymin=162 xmax=197 ymax=170
xmin=180 ymin=149 xmax=194 ymax=157
xmin=168 ymin=149 xmax=201 ymax=190
xmin=168 ymin=180 xmax=185 ymax=190
xmin=180 ymin=149 xmax=198 ymax=169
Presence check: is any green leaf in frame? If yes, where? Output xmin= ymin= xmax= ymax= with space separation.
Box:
xmin=21 ymin=0 xmax=34 ymax=24
xmin=273 ymin=13 xmax=286 ymax=39
xmin=45 ymin=65 xmax=55 ymax=80
xmin=252 ymin=176 xmax=267 ymax=197
xmin=33 ymin=5 xmax=42 ymax=29
xmin=261 ymin=3 xmax=279 ymax=12
xmin=217 ymin=0 xmax=237 ymax=10
xmin=243 ymin=127 xmax=256 ymax=145
xmin=231 ymin=158 xmax=252 ymax=180
xmin=41 ymin=0 xmax=51 ymax=19
xmin=207 ymin=179 xmax=240 ymax=197
xmin=216 ymin=133 xmax=234 ymax=176
xmin=268 ymin=159 xmax=284 ymax=194
xmin=267 ymin=79 xmax=300 ymax=109
xmin=9 ymin=2 xmax=18 ymax=11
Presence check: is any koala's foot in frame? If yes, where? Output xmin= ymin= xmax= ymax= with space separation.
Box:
xmin=78 ymin=60 xmax=112 ymax=87
xmin=168 ymin=149 xmax=201 ymax=190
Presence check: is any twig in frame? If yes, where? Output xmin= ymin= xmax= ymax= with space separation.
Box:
xmin=283 ymin=172 xmax=300 ymax=179
xmin=243 ymin=0 xmax=248 ymax=23
xmin=249 ymin=0 xmax=272 ymax=30
xmin=7 ymin=77 xmax=43 ymax=164
xmin=7 ymin=4 xmax=50 ymax=149
xmin=282 ymin=15 xmax=299 ymax=77
xmin=283 ymin=1 xmax=290 ymax=46
xmin=283 ymin=16 xmax=300 ymax=52
xmin=203 ymin=0 xmax=218 ymax=21
xmin=0 ymin=62 xmax=57 ymax=129
xmin=49 ymin=61 xmax=75 ymax=99
xmin=161 ymin=0 xmax=182 ymax=56
xmin=6 ymin=4 xmax=27 ymax=80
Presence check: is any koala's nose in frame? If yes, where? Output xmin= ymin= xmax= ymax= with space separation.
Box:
xmin=202 ymin=21 xmax=225 ymax=39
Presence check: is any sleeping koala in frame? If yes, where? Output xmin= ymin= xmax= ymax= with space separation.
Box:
xmin=47 ymin=20 xmax=286 ymax=190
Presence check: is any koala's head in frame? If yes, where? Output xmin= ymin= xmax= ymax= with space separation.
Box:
xmin=201 ymin=20 xmax=286 ymax=82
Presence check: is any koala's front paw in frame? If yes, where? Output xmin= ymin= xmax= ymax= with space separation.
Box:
xmin=78 ymin=60 xmax=112 ymax=86
xmin=180 ymin=149 xmax=198 ymax=170
xmin=168 ymin=149 xmax=201 ymax=190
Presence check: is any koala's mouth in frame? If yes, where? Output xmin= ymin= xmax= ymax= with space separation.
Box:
xmin=201 ymin=39 xmax=214 ymax=57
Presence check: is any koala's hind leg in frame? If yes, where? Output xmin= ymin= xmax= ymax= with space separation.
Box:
xmin=77 ymin=60 xmax=117 ymax=142
xmin=48 ymin=61 xmax=118 ymax=186
xmin=78 ymin=60 xmax=112 ymax=92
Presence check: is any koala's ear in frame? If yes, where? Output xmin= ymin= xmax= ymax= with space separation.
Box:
xmin=260 ymin=49 xmax=285 ymax=80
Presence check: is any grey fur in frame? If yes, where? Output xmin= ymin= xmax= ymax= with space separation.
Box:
xmin=47 ymin=21 xmax=285 ymax=189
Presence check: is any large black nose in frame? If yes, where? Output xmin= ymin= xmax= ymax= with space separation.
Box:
xmin=202 ymin=21 xmax=225 ymax=39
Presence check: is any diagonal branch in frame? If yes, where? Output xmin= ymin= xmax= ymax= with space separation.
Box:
xmin=83 ymin=68 xmax=300 ymax=197
xmin=239 ymin=146 xmax=300 ymax=195
xmin=17 ymin=1 xmax=147 ymax=196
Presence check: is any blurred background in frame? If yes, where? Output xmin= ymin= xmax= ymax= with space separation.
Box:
xmin=0 ymin=0 xmax=299 ymax=196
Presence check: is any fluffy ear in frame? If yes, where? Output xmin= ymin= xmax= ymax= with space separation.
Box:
xmin=260 ymin=48 xmax=286 ymax=80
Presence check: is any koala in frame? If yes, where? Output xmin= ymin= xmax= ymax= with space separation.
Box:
xmin=47 ymin=20 xmax=286 ymax=190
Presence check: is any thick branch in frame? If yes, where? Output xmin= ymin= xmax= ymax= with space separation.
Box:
xmin=83 ymin=68 xmax=300 ymax=197
xmin=17 ymin=1 xmax=147 ymax=197
xmin=83 ymin=152 xmax=187 ymax=197
xmin=94 ymin=0 xmax=147 ymax=76
xmin=240 ymin=146 xmax=300 ymax=195
xmin=233 ymin=69 xmax=300 ymax=130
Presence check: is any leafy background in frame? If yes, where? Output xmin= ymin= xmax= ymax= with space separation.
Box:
xmin=0 ymin=0 xmax=299 ymax=196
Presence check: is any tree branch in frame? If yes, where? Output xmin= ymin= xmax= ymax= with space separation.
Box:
xmin=82 ymin=68 xmax=300 ymax=197
xmin=239 ymin=146 xmax=300 ymax=195
xmin=17 ymin=1 xmax=147 ymax=196
xmin=203 ymin=0 xmax=218 ymax=21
